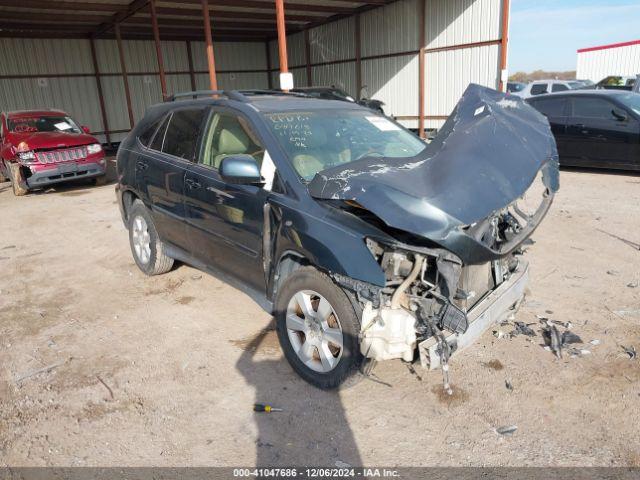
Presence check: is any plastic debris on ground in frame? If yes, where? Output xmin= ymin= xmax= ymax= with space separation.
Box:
xmin=496 ymin=425 xmax=518 ymax=436
xmin=542 ymin=324 xmax=564 ymax=358
xmin=511 ymin=321 xmax=536 ymax=337
xmin=622 ymin=345 xmax=637 ymax=360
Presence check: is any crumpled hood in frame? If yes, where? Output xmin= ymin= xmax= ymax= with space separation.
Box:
xmin=11 ymin=131 xmax=98 ymax=151
xmin=308 ymin=84 xmax=559 ymax=255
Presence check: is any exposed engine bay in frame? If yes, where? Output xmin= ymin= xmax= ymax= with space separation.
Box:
xmin=332 ymin=178 xmax=548 ymax=392
xmin=313 ymin=84 xmax=559 ymax=391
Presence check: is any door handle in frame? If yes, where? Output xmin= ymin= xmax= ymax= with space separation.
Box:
xmin=185 ymin=178 xmax=201 ymax=189
xmin=135 ymin=161 xmax=148 ymax=171
xmin=206 ymin=186 xmax=234 ymax=199
xmin=571 ymin=123 xmax=586 ymax=129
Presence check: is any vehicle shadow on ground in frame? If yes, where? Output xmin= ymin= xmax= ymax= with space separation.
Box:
xmin=560 ymin=165 xmax=640 ymax=178
xmin=235 ymin=324 xmax=362 ymax=467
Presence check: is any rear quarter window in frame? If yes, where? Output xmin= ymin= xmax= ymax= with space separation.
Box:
xmin=138 ymin=116 xmax=166 ymax=147
xmin=149 ymin=114 xmax=171 ymax=151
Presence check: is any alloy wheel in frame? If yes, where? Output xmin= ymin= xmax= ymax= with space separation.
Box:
xmin=286 ymin=290 xmax=344 ymax=373
xmin=131 ymin=215 xmax=151 ymax=265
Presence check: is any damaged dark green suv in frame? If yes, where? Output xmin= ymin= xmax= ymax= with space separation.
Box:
xmin=115 ymin=85 xmax=558 ymax=389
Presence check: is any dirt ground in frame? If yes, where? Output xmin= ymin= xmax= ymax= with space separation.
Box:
xmin=1 ymin=159 xmax=639 ymax=467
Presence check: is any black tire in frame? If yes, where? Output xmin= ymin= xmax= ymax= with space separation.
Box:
xmin=7 ymin=162 xmax=28 ymax=196
xmin=275 ymin=266 xmax=362 ymax=389
xmin=90 ymin=174 xmax=108 ymax=186
xmin=128 ymin=200 xmax=174 ymax=276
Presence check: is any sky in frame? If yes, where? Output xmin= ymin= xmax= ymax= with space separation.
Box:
xmin=508 ymin=0 xmax=640 ymax=73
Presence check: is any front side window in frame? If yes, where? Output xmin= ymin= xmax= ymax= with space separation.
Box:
xmin=263 ymin=110 xmax=426 ymax=181
xmin=161 ymin=108 xmax=207 ymax=161
xmin=552 ymin=84 xmax=569 ymax=92
xmin=8 ymin=115 xmax=82 ymax=134
xmin=572 ymin=98 xmax=616 ymax=119
xmin=200 ymin=112 xmax=264 ymax=169
xmin=530 ymin=84 xmax=548 ymax=95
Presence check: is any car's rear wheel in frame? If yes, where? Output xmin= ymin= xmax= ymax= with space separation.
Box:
xmin=128 ymin=200 xmax=174 ymax=276
xmin=275 ymin=267 xmax=362 ymax=389
xmin=7 ymin=162 xmax=28 ymax=196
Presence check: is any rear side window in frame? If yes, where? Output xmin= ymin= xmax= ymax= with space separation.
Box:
xmin=530 ymin=98 xmax=567 ymax=117
xmin=572 ymin=98 xmax=615 ymax=118
xmin=552 ymin=84 xmax=569 ymax=92
xmin=530 ymin=84 xmax=548 ymax=95
xmin=162 ymin=108 xmax=207 ymax=161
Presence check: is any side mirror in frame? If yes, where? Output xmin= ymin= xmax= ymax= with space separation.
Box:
xmin=612 ymin=109 xmax=628 ymax=121
xmin=219 ymin=155 xmax=262 ymax=185
xmin=82 ymin=125 xmax=91 ymax=134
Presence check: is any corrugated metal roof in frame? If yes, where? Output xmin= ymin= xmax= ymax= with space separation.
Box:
xmin=0 ymin=0 xmax=395 ymax=42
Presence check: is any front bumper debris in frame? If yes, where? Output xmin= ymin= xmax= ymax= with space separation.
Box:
xmin=419 ymin=260 xmax=529 ymax=369
xmin=25 ymin=161 xmax=105 ymax=188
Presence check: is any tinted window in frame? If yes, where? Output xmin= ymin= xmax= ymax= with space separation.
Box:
xmin=552 ymin=84 xmax=569 ymax=92
xmin=162 ymin=108 xmax=207 ymax=160
xmin=149 ymin=114 xmax=171 ymax=151
xmin=530 ymin=84 xmax=548 ymax=95
xmin=530 ymin=98 xmax=567 ymax=117
xmin=572 ymin=98 xmax=616 ymax=118
xmin=138 ymin=115 xmax=165 ymax=147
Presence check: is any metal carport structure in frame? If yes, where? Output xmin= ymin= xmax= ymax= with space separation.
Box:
xmin=0 ymin=0 xmax=510 ymax=144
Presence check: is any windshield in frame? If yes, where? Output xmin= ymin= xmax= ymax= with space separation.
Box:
xmin=263 ymin=110 xmax=426 ymax=180
xmin=8 ymin=116 xmax=82 ymax=134
xmin=619 ymin=93 xmax=640 ymax=116
xmin=568 ymin=81 xmax=583 ymax=88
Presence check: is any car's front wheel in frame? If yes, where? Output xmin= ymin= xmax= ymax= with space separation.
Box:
xmin=7 ymin=162 xmax=28 ymax=196
xmin=128 ymin=200 xmax=174 ymax=276
xmin=275 ymin=267 xmax=362 ymax=389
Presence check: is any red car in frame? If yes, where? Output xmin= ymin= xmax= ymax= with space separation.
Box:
xmin=0 ymin=109 xmax=106 ymax=195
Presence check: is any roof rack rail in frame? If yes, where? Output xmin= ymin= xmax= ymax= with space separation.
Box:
xmin=166 ymin=90 xmax=250 ymax=102
xmin=238 ymin=89 xmax=311 ymax=98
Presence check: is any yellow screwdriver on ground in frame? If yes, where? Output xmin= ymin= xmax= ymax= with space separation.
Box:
xmin=254 ymin=403 xmax=283 ymax=413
